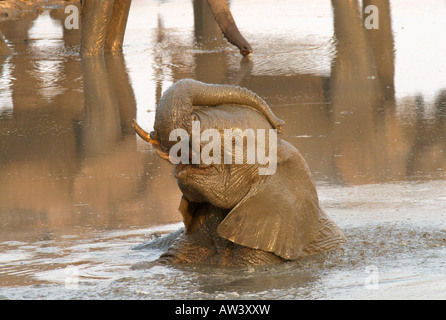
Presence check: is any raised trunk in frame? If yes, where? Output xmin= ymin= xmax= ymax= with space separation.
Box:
xmin=153 ymin=79 xmax=284 ymax=151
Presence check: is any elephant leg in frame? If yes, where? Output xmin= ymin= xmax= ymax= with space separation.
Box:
xmin=206 ymin=0 xmax=252 ymax=56
xmin=104 ymin=0 xmax=132 ymax=52
xmin=81 ymin=0 xmax=115 ymax=55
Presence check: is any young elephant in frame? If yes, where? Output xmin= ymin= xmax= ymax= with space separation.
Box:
xmin=133 ymin=79 xmax=346 ymax=266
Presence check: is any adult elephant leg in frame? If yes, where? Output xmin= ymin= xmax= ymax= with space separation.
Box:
xmin=81 ymin=0 xmax=115 ymax=55
xmin=206 ymin=0 xmax=252 ymax=56
xmin=105 ymin=0 xmax=132 ymax=52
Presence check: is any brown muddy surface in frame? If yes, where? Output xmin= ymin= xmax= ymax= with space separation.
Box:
xmin=0 ymin=0 xmax=445 ymax=299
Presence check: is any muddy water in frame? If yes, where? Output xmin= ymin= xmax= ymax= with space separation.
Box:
xmin=0 ymin=0 xmax=445 ymax=299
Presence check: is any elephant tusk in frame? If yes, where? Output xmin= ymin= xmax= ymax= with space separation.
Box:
xmin=132 ymin=119 xmax=159 ymax=146
xmin=132 ymin=119 xmax=171 ymax=161
xmin=154 ymin=148 xmax=171 ymax=161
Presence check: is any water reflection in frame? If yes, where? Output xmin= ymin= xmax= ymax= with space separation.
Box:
xmin=0 ymin=10 xmax=181 ymax=240
xmin=326 ymin=0 xmax=444 ymax=184
xmin=0 ymin=0 xmax=445 ymax=294
xmin=181 ymin=0 xmax=444 ymax=185
xmin=189 ymin=262 xmax=320 ymax=295
xmin=329 ymin=0 xmax=396 ymax=184
xmin=0 ymin=0 xmax=444 ymax=229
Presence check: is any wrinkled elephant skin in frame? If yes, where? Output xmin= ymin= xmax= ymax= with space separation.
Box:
xmin=133 ymin=79 xmax=346 ymax=266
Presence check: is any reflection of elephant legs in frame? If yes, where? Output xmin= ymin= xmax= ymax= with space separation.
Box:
xmin=80 ymin=51 xmax=137 ymax=153
xmin=104 ymin=53 xmax=137 ymax=133
xmin=329 ymin=0 xmax=402 ymax=184
xmin=80 ymin=56 xmax=122 ymax=155
xmin=81 ymin=0 xmax=131 ymax=55
xmin=363 ymin=0 xmax=395 ymax=100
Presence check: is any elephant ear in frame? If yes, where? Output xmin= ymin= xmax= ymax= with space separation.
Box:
xmin=217 ymin=140 xmax=346 ymax=260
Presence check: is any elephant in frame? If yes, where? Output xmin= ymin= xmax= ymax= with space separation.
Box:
xmin=132 ymin=79 xmax=346 ymax=266
xmin=81 ymin=0 xmax=252 ymax=56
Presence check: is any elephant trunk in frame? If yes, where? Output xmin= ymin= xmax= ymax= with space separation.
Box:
xmin=153 ymin=79 xmax=284 ymax=151
xmin=207 ymin=0 xmax=252 ymax=56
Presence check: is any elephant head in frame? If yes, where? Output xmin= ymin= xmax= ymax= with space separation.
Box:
xmin=133 ymin=78 xmax=284 ymax=158
xmin=133 ymin=79 xmax=346 ymax=264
